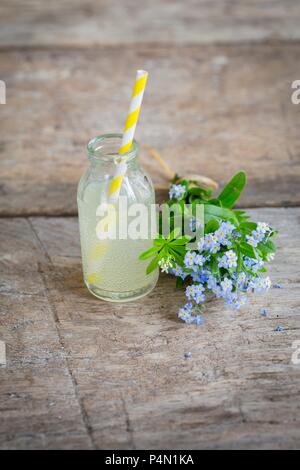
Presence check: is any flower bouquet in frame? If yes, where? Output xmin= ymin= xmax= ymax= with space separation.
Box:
xmin=140 ymin=171 xmax=277 ymax=324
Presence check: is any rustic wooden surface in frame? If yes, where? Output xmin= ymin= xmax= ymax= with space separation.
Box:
xmin=0 ymin=209 xmax=299 ymax=449
xmin=1 ymin=0 xmax=300 ymax=450
xmin=1 ymin=0 xmax=300 ymax=47
xmin=1 ymin=43 xmax=300 ymax=214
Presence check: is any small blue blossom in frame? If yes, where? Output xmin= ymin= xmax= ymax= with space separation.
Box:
xmin=207 ymin=275 xmax=218 ymax=290
xmin=221 ymin=277 xmax=233 ymax=293
xmin=225 ymin=249 xmax=238 ymax=268
xmin=204 ymin=234 xmax=220 ymax=253
xmin=275 ymin=325 xmax=285 ymax=332
xmin=246 ymin=235 xmax=258 ymax=247
xmin=215 ymin=227 xmax=228 ymax=245
xmin=260 ymin=308 xmax=268 ymax=317
xmin=273 ymin=283 xmax=283 ymax=289
xmin=178 ymin=302 xmax=194 ymax=323
xmin=257 ymin=222 xmax=270 ymax=234
xmin=184 ymin=250 xmax=197 ymax=268
xmin=186 ymin=284 xmax=205 ymax=304
xmin=233 ymin=295 xmax=247 ymax=310
xmin=169 ymin=184 xmax=186 ymax=201
xmin=193 ymin=315 xmax=205 ymax=325
xmin=218 ymin=255 xmax=229 ymax=269
xmin=237 ymin=272 xmax=247 ymax=285
xmin=197 ymin=237 xmax=205 ymax=252
xmin=184 ymin=351 xmax=192 ymax=359
xmin=251 ymin=229 xmax=265 ymax=243
xmin=191 ymin=270 xmax=208 ymax=283
xmin=170 ymin=264 xmax=187 ymax=280
xmin=194 ymin=254 xmax=207 ymax=267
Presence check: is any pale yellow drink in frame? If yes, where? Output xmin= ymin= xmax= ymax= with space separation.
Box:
xmin=77 ymin=135 xmax=158 ymax=302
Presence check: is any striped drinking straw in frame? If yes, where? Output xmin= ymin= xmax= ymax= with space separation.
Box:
xmin=107 ymin=69 xmax=148 ymax=202
xmin=89 ymin=70 xmax=149 ymax=273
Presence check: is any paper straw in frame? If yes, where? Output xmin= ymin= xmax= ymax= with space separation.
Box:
xmin=108 ymin=69 xmax=148 ymax=202
xmin=87 ymin=70 xmax=148 ymax=277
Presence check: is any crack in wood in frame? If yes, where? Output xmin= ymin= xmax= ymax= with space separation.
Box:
xmin=121 ymin=398 xmax=136 ymax=450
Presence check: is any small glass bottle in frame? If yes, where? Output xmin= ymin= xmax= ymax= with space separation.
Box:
xmin=77 ymin=133 xmax=158 ymax=302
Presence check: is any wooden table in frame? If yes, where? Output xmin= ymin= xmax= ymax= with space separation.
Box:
xmin=0 ymin=1 xmax=300 ymax=450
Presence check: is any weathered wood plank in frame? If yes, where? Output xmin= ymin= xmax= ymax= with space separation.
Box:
xmin=0 ymin=0 xmax=300 ymax=47
xmin=1 ymin=43 xmax=299 ymax=215
xmin=1 ymin=209 xmax=300 ymax=449
xmin=0 ymin=218 xmax=93 ymax=449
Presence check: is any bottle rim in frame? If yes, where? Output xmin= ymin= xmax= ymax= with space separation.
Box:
xmin=87 ymin=133 xmax=139 ymax=163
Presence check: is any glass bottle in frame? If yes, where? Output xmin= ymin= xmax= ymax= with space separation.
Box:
xmin=77 ymin=133 xmax=158 ymax=302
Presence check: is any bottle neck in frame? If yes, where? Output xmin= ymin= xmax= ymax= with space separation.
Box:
xmin=87 ymin=133 xmax=139 ymax=170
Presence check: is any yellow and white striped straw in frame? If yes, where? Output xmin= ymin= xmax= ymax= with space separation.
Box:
xmin=108 ymin=69 xmax=148 ymax=202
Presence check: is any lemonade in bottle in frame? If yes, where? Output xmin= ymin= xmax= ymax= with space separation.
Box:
xmin=77 ymin=133 xmax=158 ymax=301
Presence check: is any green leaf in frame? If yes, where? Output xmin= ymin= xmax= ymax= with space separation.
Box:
xmin=257 ymin=239 xmax=276 ymax=260
xmin=204 ymin=204 xmax=238 ymax=224
xmin=146 ymin=255 xmax=160 ymax=274
xmin=240 ymin=241 xmax=258 ymax=259
xmin=176 ymin=277 xmax=184 ymax=288
xmin=239 ymin=221 xmax=257 ymax=231
xmin=234 ymin=210 xmax=250 ymax=222
xmin=170 ymin=236 xmax=190 ymax=245
xmin=139 ymin=245 xmax=159 ymax=260
xmin=218 ymin=171 xmax=247 ymax=208
xmin=208 ymin=198 xmax=222 ymax=206
xmin=265 ymin=239 xmax=276 ymax=252
xmin=169 ymin=245 xmax=186 ymax=256
xmin=204 ymin=218 xmax=219 ymax=234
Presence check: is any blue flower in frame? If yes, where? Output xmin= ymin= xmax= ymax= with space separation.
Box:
xmin=193 ymin=315 xmax=205 ymax=325
xmin=191 ymin=270 xmax=208 ymax=283
xmin=224 ymin=249 xmax=238 ymax=268
xmin=233 ymin=295 xmax=247 ymax=310
xmin=194 ymin=254 xmax=207 ymax=266
xmin=197 ymin=238 xmax=205 ymax=252
xmin=204 ymin=234 xmax=220 ymax=253
xmin=275 ymin=325 xmax=285 ymax=332
xmin=184 ymin=351 xmax=192 ymax=359
xmin=207 ymin=275 xmax=218 ymax=290
xmin=178 ymin=302 xmax=194 ymax=323
xmin=260 ymin=308 xmax=268 ymax=317
xmin=185 ymin=284 xmax=205 ymax=304
xmin=221 ymin=277 xmax=233 ymax=293
xmin=170 ymin=264 xmax=187 ymax=280
xmin=169 ymin=184 xmax=186 ymax=201
xmin=249 ymin=277 xmax=268 ymax=293
xmin=215 ymin=227 xmax=228 ymax=245
xmin=257 ymin=222 xmax=270 ymax=234
xmin=184 ymin=250 xmax=197 ymax=268
xmin=218 ymin=255 xmax=229 ymax=269
xmin=246 ymin=235 xmax=258 ymax=247
xmin=237 ymin=272 xmax=247 ymax=285
xmin=251 ymin=229 xmax=264 ymax=243
xmin=221 ymin=221 xmax=235 ymax=234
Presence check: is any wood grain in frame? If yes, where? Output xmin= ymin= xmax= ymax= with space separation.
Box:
xmin=1 ymin=209 xmax=300 ymax=449
xmin=1 ymin=43 xmax=300 ymax=215
xmin=1 ymin=0 xmax=300 ymax=47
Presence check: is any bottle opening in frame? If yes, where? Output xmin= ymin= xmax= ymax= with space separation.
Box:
xmin=87 ymin=133 xmax=139 ymax=162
